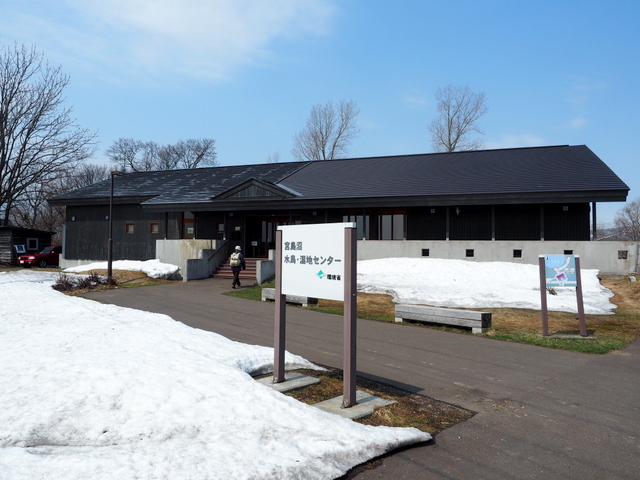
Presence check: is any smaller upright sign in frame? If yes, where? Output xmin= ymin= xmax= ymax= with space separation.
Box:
xmin=544 ymin=254 xmax=577 ymax=288
xmin=539 ymin=254 xmax=587 ymax=337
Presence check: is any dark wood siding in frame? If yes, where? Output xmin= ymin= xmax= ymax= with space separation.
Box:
xmin=0 ymin=231 xmax=11 ymax=263
xmin=407 ymin=207 xmax=447 ymax=240
xmin=196 ymin=212 xmax=226 ymax=239
xmin=544 ymin=203 xmax=590 ymax=241
xmin=449 ymin=205 xmax=492 ymax=240
xmin=65 ymin=205 xmax=165 ymax=260
xmin=495 ymin=204 xmax=541 ymax=240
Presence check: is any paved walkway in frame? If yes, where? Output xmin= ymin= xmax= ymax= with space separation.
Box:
xmin=84 ymin=278 xmax=640 ymax=479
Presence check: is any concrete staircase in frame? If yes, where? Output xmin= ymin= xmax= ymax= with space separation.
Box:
xmin=213 ymin=257 xmax=258 ymax=283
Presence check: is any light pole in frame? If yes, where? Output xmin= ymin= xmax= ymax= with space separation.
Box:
xmin=107 ymin=171 xmax=124 ymax=280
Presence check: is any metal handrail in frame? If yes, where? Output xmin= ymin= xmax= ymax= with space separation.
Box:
xmin=208 ymin=240 xmax=232 ymax=273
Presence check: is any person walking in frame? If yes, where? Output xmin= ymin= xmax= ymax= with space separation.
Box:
xmin=229 ymin=245 xmax=246 ymax=289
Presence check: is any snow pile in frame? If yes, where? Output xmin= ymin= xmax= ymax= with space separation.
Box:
xmin=357 ymin=258 xmax=616 ymax=315
xmin=0 ymin=271 xmax=430 ymax=479
xmin=65 ymin=259 xmax=179 ymax=279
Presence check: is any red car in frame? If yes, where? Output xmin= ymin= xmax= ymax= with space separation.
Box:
xmin=18 ymin=246 xmax=62 ymax=268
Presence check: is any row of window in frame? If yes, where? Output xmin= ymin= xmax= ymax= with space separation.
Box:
xmin=124 ymin=223 xmax=160 ymax=234
xmin=342 ymin=214 xmax=405 ymax=240
xmin=421 ymin=249 xmax=578 ymax=258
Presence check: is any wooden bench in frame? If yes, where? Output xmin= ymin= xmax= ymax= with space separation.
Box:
xmin=395 ymin=304 xmax=491 ymax=334
xmin=261 ymin=288 xmax=318 ymax=307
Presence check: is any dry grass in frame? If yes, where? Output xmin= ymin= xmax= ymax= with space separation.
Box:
xmin=317 ymin=292 xmax=397 ymax=321
xmin=480 ymin=277 xmax=639 ymax=337
xmin=282 ymin=367 xmax=473 ymax=434
xmin=309 ymin=275 xmax=640 ymax=354
xmin=61 ymin=269 xmax=177 ymax=295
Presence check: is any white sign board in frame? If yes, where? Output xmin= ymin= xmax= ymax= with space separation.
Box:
xmin=279 ymin=222 xmax=355 ymax=301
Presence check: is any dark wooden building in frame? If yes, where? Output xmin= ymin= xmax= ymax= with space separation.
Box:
xmin=48 ymin=145 xmax=629 ymax=263
xmin=0 ymin=226 xmax=55 ymax=265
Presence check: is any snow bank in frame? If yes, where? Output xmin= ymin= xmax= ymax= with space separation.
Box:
xmin=0 ymin=272 xmax=430 ymax=479
xmin=65 ymin=259 xmax=179 ymax=279
xmin=357 ymin=258 xmax=616 ymax=315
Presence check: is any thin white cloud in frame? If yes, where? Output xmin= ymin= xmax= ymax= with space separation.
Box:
xmin=404 ymin=94 xmax=427 ymax=109
xmin=3 ymin=0 xmax=338 ymax=81
xmin=568 ymin=116 xmax=587 ymax=129
xmin=567 ymin=76 xmax=607 ymax=105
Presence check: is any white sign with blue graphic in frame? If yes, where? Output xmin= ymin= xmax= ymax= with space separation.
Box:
xmin=279 ymin=222 xmax=355 ymax=301
xmin=544 ymin=254 xmax=577 ymax=287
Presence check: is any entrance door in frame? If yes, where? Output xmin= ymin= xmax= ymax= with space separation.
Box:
xmin=246 ymin=216 xmax=301 ymax=257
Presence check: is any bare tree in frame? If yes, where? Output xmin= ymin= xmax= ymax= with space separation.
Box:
xmin=65 ymin=163 xmax=110 ymax=190
xmin=266 ymin=151 xmax=281 ymax=164
xmin=0 ymin=43 xmax=97 ymax=225
xmin=613 ymin=198 xmax=640 ymax=241
xmin=11 ymin=163 xmax=109 ymax=241
xmin=428 ymin=84 xmax=488 ymax=152
xmin=106 ymin=138 xmax=217 ymax=171
xmin=291 ymin=100 xmax=360 ymax=161
xmin=157 ymin=138 xmax=217 ymax=170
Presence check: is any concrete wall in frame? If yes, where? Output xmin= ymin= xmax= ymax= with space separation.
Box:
xmin=155 ymin=239 xmax=217 ymax=268
xmin=357 ymin=240 xmax=640 ymax=274
xmin=256 ymin=260 xmax=275 ymax=284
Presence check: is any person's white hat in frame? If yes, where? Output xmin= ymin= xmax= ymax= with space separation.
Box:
xmin=235 ymin=245 xmax=242 ymax=250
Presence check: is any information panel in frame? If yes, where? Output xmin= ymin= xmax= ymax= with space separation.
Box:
xmin=279 ymin=222 xmax=355 ymax=301
xmin=544 ymin=254 xmax=577 ymax=288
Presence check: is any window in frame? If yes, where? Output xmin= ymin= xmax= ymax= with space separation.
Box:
xmin=150 ymin=222 xmax=160 ymax=234
xmin=513 ymin=249 xmax=522 ymax=258
xmin=618 ymin=250 xmax=628 ymax=260
xmin=379 ymin=214 xmax=404 ymax=240
xmin=422 ymin=249 xmax=430 ymax=257
xmin=27 ymin=238 xmax=38 ymax=251
xmin=563 ymin=250 xmax=573 ymax=255
xmin=126 ymin=223 xmax=135 ymax=234
xmin=217 ymin=222 xmax=225 ymax=233
xmin=466 ymin=249 xmax=475 ymax=258
xmin=343 ymin=214 xmax=370 ymax=240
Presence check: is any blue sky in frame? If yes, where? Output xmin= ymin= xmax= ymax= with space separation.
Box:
xmin=1 ymin=0 xmax=638 ymax=223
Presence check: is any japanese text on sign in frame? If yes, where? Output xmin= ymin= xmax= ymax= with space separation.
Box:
xmin=279 ymin=223 xmax=354 ymax=301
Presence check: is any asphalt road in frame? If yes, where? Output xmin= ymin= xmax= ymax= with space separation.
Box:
xmin=83 ymin=278 xmax=640 ymax=480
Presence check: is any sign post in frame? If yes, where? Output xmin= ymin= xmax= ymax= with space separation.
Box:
xmin=539 ymin=254 xmax=588 ymax=337
xmin=274 ymin=222 xmax=358 ymax=407
xmin=343 ymin=226 xmax=357 ymax=407
xmin=273 ymin=228 xmax=286 ymax=383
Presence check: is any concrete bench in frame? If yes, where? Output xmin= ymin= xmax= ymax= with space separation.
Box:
xmin=395 ymin=304 xmax=491 ymax=334
xmin=261 ymin=288 xmax=318 ymax=307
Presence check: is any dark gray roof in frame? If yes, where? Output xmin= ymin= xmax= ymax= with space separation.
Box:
xmin=49 ymin=145 xmax=628 ymax=209
xmin=49 ymin=162 xmax=307 ymax=205
xmin=278 ymin=145 xmax=628 ymax=202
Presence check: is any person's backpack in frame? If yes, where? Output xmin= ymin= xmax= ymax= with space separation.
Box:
xmin=230 ymin=252 xmax=241 ymax=267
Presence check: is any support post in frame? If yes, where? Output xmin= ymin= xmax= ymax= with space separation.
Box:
xmin=107 ymin=171 xmax=124 ymax=280
xmin=273 ymin=229 xmax=286 ymax=383
xmin=539 ymin=255 xmax=549 ymax=336
xmin=342 ymin=226 xmax=357 ymax=408
xmin=107 ymin=173 xmax=115 ymax=280
xmin=575 ymin=256 xmax=588 ymax=337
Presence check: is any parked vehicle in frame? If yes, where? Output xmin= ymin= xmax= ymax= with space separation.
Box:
xmin=18 ymin=246 xmax=62 ymax=268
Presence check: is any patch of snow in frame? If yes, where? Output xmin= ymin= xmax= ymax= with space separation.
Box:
xmin=65 ymin=259 xmax=179 ymax=279
xmin=357 ymin=258 xmax=615 ymax=315
xmin=0 ymin=271 xmax=430 ymax=479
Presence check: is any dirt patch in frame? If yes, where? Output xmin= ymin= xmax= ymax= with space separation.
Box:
xmin=318 ymin=292 xmax=396 ymax=319
xmin=310 ymin=275 xmax=640 ymax=349
xmin=59 ymin=269 xmax=177 ymax=294
xmin=284 ymin=367 xmax=473 ymax=434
